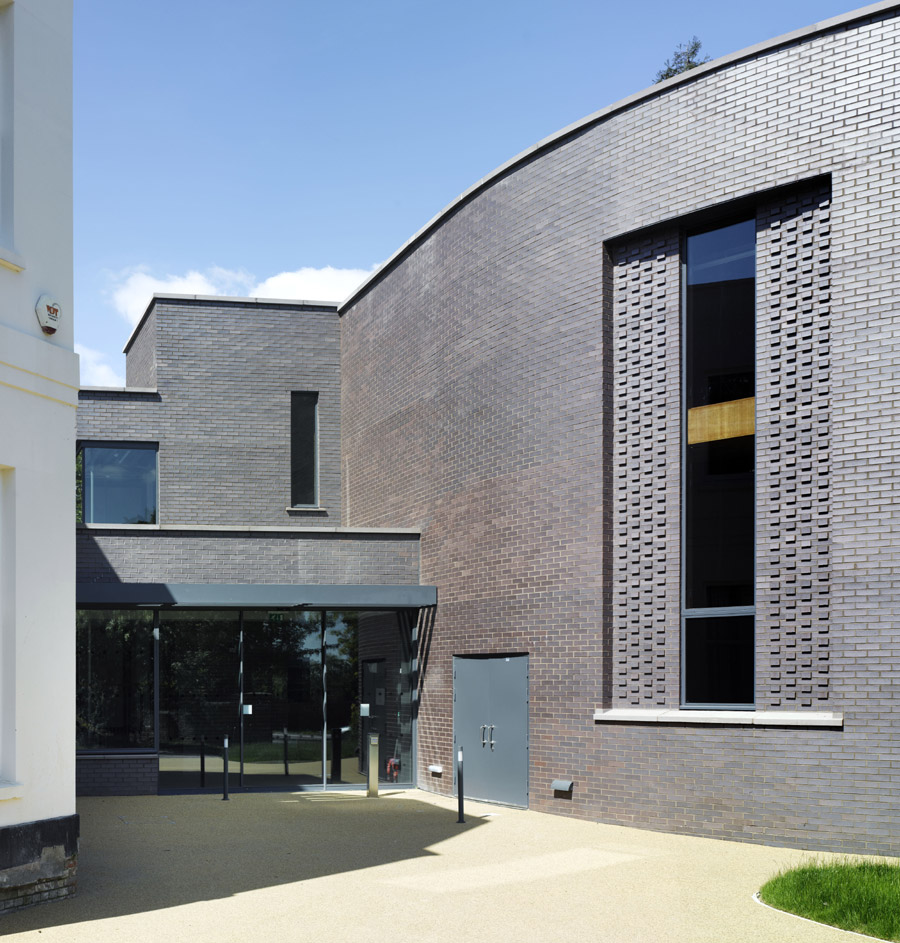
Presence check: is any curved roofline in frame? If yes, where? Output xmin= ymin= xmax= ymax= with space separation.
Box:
xmin=338 ymin=0 xmax=900 ymax=312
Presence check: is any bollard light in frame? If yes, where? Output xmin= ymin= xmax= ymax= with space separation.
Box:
xmin=367 ymin=735 xmax=379 ymax=797
xmin=223 ymin=735 xmax=230 ymax=801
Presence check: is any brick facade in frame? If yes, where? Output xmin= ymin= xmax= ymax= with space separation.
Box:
xmin=608 ymin=181 xmax=834 ymax=712
xmin=611 ymin=230 xmax=681 ymax=709
xmin=83 ymin=298 xmax=344 ymax=528
xmin=75 ymin=755 xmax=158 ymax=797
xmin=76 ymin=297 xmax=424 ymax=798
xmin=125 ymin=304 xmax=156 ymax=388
xmin=75 ymin=6 xmax=900 ymax=854
xmin=76 ymin=295 xmax=420 ymax=598
xmin=756 ymin=184 xmax=833 ymax=709
xmin=339 ymin=7 xmax=900 ymax=853
xmin=77 ymin=530 xmax=420 ymax=585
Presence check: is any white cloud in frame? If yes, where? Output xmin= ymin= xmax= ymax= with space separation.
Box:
xmin=107 ymin=263 xmax=379 ymax=328
xmin=75 ymin=343 xmax=126 ymax=387
xmin=207 ymin=265 xmax=257 ymax=296
xmin=109 ymin=266 xmax=254 ymax=327
xmin=251 ymin=265 xmax=377 ymax=303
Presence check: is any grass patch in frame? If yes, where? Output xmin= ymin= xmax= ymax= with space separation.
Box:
xmin=760 ymin=859 xmax=900 ymax=941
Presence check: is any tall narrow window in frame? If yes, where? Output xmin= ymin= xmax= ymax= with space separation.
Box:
xmin=683 ymin=219 xmax=755 ymax=706
xmin=291 ymin=392 xmax=318 ymax=506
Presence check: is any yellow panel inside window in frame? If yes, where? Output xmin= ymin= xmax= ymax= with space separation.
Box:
xmin=687 ymin=397 xmax=755 ymax=444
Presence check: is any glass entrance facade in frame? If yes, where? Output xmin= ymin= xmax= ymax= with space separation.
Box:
xmin=76 ymin=607 xmax=417 ymax=791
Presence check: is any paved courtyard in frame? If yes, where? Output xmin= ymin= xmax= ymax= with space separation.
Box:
xmin=2 ymin=789 xmax=870 ymax=942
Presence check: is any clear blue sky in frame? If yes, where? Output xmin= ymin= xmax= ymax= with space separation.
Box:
xmin=75 ymin=0 xmax=860 ymax=384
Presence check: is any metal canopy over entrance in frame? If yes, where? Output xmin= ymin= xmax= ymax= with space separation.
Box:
xmin=76 ymin=582 xmax=438 ymax=610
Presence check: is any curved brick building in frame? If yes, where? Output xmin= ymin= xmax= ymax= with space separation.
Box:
xmin=76 ymin=1 xmax=900 ymax=856
xmin=337 ymin=1 xmax=900 ymax=853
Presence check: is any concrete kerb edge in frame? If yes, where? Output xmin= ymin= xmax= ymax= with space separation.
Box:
xmin=752 ymin=892 xmax=884 ymax=940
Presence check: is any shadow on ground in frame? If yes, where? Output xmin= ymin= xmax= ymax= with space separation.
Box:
xmin=2 ymin=791 xmax=482 ymax=932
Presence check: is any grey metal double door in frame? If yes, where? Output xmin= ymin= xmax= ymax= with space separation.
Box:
xmin=453 ymin=655 xmax=528 ymax=807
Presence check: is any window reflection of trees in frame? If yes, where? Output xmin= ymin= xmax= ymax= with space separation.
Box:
xmin=77 ymin=607 xmax=414 ymax=785
xmin=76 ymin=609 xmax=154 ymax=750
xmin=159 ymin=612 xmax=239 ymax=750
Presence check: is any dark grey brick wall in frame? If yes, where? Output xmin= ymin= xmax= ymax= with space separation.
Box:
xmin=611 ymin=230 xmax=681 ymax=708
xmin=340 ymin=8 xmax=900 ymax=854
xmin=76 ymin=755 xmax=157 ymax=796
xmin=125 ymin=304 xmax=156 ymax=387
xmin=81 ymin=298 xmax=342 ymax=527
xmin=609 ymin=184 xmax=833 ymax=712
xmin=756 ymin=185 xmax=833 ymax=709
xmin=77 ymin=529 xmax=421 ymax=585
xmin=583 ymin=723 xmax=868 ymax=853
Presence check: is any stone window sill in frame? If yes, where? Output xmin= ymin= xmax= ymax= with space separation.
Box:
xmin=78 ymin=523 xmax=159 ymax=530
xmin=77 ymin=522 xmax=421 ymax=535
xmin=79 ymin=386 xmax=158 ymax=394
xmin=285 ymin=506 xmax=325 ymax=513
xmin=593 ymin=708 xmax=843 ymax=728
xmin=0 ymin=781 xmax=24 ymax=800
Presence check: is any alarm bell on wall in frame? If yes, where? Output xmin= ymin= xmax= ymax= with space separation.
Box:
xmin=35 ymin=294 xmax=61 ymax=335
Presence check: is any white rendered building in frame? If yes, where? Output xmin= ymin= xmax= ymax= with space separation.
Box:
xmin=0 ymin=0 xmax=77 ymax=911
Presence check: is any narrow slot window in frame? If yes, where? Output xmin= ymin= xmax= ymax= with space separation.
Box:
xmin=291 ymin=392 xmax=318 ymax=506
xmin=683 ymin=219 xmax=755 ymax=706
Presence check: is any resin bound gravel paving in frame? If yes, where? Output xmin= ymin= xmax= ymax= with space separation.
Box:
xmin=0 ymin=790 xmax=871 ymax=943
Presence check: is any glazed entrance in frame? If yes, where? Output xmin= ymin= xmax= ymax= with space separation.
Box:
xmin=76 ymin=608 xmax=416 ymax=791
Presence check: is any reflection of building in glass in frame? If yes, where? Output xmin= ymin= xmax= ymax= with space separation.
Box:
xmin=77 ymin=3 xmax=900 ymax=860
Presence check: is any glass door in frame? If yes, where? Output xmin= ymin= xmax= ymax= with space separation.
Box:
xmin=323 ymin=612 xmax=364 ymax=784
xmin=357 ymin=611 xmax=415 ymax=785
xmin=151 ymin=606 xmax=417 ymax=792
xmin=240 ymin=610 xmax=324 ymax=787
xmin=157 ymin=610 xmax=239 ymax=792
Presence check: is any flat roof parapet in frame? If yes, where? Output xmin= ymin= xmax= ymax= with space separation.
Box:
xmin=124 ymin=293 xmax=340 ymax=354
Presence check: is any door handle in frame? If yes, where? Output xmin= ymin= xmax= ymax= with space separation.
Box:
xmin=488 ymin=724 xmax=495 ymax=751
xmin=480 ymin=724 xmax=487 ymax=748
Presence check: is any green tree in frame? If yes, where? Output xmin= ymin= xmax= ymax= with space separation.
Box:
xmin=654 ymin=36 xmax=711 ymax=83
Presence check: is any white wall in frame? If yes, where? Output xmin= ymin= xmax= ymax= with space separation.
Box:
xmin=0 ymin=0 xmax=76 ymax=828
